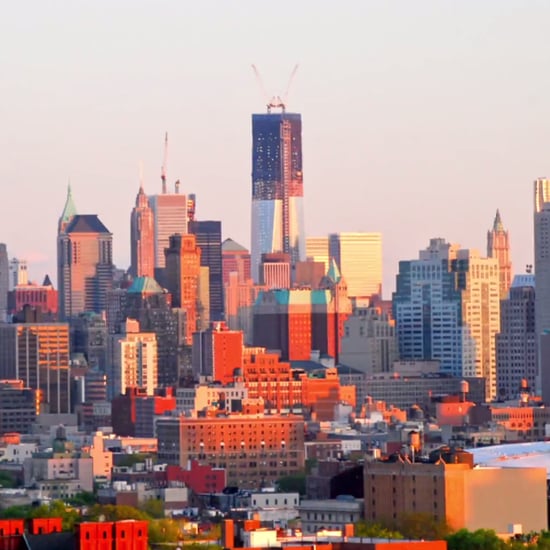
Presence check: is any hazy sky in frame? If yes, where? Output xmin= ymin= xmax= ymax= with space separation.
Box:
xmin=2 ymin=1 xmax=550 ymax=296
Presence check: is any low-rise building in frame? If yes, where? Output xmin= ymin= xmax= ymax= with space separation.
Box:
xmin=298 ymin=497 xmax=364 ymax=534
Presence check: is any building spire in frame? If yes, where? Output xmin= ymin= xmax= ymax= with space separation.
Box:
xmin=58 ymin=181 xmax=78 ymax=233
xmin=493 ymin=208 xmax=504 ymax=232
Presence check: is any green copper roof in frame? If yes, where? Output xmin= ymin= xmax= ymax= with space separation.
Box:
xmin=326 ymin=258 xmax=342 ymax=283
xmin=128 ymin=276 xmax=163 ymax=294
xmin=59 ymin=184 xmax=78 ymax=227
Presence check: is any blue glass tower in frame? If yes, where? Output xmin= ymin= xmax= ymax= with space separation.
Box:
xmin=250 ymin=110 xmax=305 ymax=282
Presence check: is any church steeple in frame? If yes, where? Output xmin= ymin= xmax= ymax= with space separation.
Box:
xmin=58 ymin=183 xmax=78 ymax=234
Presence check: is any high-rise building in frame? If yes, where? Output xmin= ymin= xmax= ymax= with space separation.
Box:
xmin=487 ymin=209 xmax=512 ymax=300
xmin=10 ymin=275 xmax=58 ymax=320
xmin=328 ymin=232 xmax=382 ymax=298
xmin=534 ymin=178 xmax=550 ymax=399
xmin=57 ymin=188 xmax=113 ymax=320
xmin=260 ymin=252 xmax=291 ymax=289
xmin=124 ymin=276 xmax=183 ymax=387
xmin=70 ymin=312 xmax=108 ymax=369
xmin=130 ymin=185 xmax=155 ymax=279
xmin=164 ymin=234 xmax=202 ymax=344
xmin=496 ymin=274 xmax=536 ymax=401
xmin=222 ymin=238 xmax=251 ymax=285
xmin=250 ymin=110 xmax=305 ymax=282
xmin=8 ymin=258 xmax=28 ymax=291
xmin=0 ymin=322 xmax=71 ymax=414
xmin=108 ymin=319 xmax=158 ymax=400
xmin=305 ymin=237 xmax=329 ymax=272
xmin=0 ymin=379 xmax=37 ymax=435
xmin=189 ymin=220 xmax=224 ymax=321
xmin=393 ymin=239 xmax=500 ymax=400
xmin=0 ymin=244 xmax=8 ymax=322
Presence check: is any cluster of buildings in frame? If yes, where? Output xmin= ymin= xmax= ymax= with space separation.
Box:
xmin=2 ymin=100 xmax=550 ymax=545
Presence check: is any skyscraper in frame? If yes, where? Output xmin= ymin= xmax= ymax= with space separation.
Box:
xmin=250 ymin=109 xmax=305 ymax=282
xmin=222 ymin=238 xmax=251 ymax=284
xmin=8 ymin=258 xmax=28 ymax=290
xmin=487 ymin=209 xmax=512 ymax=299
xmin=130 ymin=185 xmax=155 ymax=279
xmin=57 ymin=187 xmax=114 ymax=320
xmin=189 ymin=220 xmax=223 ymax=321
xmin=329 ymin=232 xmax=383 ymax=298
xmin=0 ymin=244 xmax=8 ymax=322
xmin=305 ymin=236 xmax=329 ymax=272
xmin=164 ymin=234 xmax=201 ymax=344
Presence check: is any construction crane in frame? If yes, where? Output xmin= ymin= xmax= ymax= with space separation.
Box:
xmin=161 ymin=132 xmax=168 ymax=194
xmin=251 ymin=64 xmax=299 ymax=112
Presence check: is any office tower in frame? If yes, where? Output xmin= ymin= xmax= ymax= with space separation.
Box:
xmin=253 ymin=261 xmax=351 ymax=361
xmin=124 ymin=276 xmax=182 ymax=387
xmin=250 ymin=110 xmax=305 ymax=282
xmin=487 ymin=209 xmax=512 ymax=299
xmin=339 ymin=305 xmax=398 ymax=375
xmin=222 ymin=238 xmax=251 ymax=284
xmin=294 ymin=260 xmax=326 ymax=289
xmin=57 ymin=187 xmax=113 ymax=320
xmin=496 ymin=274 xmax=536 ymax=401
xmin=535 ymin=178 xmax=550 ymax=400
xmin=8 ymin=258 xmax=28 ymax=291
xmin=393 ymin=239 xmax=499 ymax=400
xmin=130 ymin=185 xmax=155 ymax=279
xmin=329 ymin=232 xmax=383 ymax=298
xmin=108 ymin=319 xmax=158 ymax=400
xmin=0 ymin=323 xmax=71 ymax=413
xmin=306 ymin=237 xmax=329 ymax=272
xmin=192 ymin=322 xmax=243 ymax=384
xmin=197 ymin=266 xmax=210 ymax=331
xmin=0 ymin=380 xmax=37 ymax=435
xmin=70 ymin=312 xmax=108 ymax=369
xmin=260 ymin=252 xmax=291 ymax=288
xmin=0 ymin=244 xmax=8 ymax=321
xmin=164 ymin=234 xmax=201 ymax=343
xmin=189 ymin=220 xmax=224 ymax=320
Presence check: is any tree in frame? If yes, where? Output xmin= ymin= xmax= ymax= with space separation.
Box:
xmin=277 ymin=473 xmax=306 ymax=495
xmin=446 ymin=528 xmax=505 ymax=550
xmin=30 ymin=500 xmax=80 ymax=531
xmin=354 ymin=520 xmax=403 ymax=540
xmin=398 ymin=512 xmax=451 ymax=541
xmin=68 ymin=492 xmax=97 ymax=507
xmin=148 ymin=518 xmax=183 ymax=545
xmin=140 ymin=498 xmax=164 ymax=519
xmin=0 ymin=471 xmax=17 ymax=488
xmin=86 ymin=504 xmax=149 ymax=522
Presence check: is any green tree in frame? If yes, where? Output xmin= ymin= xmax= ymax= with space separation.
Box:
xmin=86 ymin=504 xmax=149 ymax=522
xmin=148 ymin=518 xmax=183 ymax=545
xmin=68 ymin=491 xmax=97 ymax=507
xmin=30 ymin=500 xmax=80 ymax=531
xmin=140 ymin=498 xmax=164 ymax=519
xmin=446 ymin=528 xmax=505 ymax=550
xmin=0 ymin=471 xmax=17 ymax=488
xmin=398 ymin=512 xmax=451 ymax=540
xmin=0 ymin=504 xmax=32 ymax=519
xmin=354 ymin=520 xmax=403 ymax=540
xmin=277 ymin=473 xmax=306 ymax=495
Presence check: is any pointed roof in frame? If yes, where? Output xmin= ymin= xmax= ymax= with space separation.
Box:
xmin=127 ymin=276 xmax=163 ymax=295
xmin=222 ymin=238 xmax=249 ymax=253
xmin=59 ymin=184 xmax=78 ymax=228
xmin=493 ymin=209 xmax=504 ymax=232
xmin=326 ymin=258 xmax=342 ymax=283
xmin=42 ymin=274 xmax=53 ymax=287
xmin=65 ymin=215 xmax=110 ymax=234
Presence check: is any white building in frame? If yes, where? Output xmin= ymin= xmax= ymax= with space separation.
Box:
xmin=176 ymin=382 xmax=248 ymax=414
xmin=298 ymin=498 xmax=364 ymax=534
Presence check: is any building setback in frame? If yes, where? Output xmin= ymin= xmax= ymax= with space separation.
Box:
xmin=130 ymin=185 xmax=155 ymax=279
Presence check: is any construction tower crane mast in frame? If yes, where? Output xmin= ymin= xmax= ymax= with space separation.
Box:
xmin=161 ymin=132 xmax=168 ymax=194
xmin=251 ymin=64 xmax=299 ymax=112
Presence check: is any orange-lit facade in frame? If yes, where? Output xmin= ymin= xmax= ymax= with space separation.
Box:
xmin=0 ymin=323 xmax=70 ymax=414
xmin=12 ymin=281 xmax=58 ymax=318
xmin=157 ymin=411 xmax=305 ymax=489
xmin=164 ymin=233 xmax=201 ymax=343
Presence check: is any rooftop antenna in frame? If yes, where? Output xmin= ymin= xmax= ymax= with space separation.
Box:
xmin=139 ymin=160 xmax=144 ymax=191
xmin=161 ymin=132 xmax=168 ymax=194
xmin=251 ymin=64 xmax=299 ymax=113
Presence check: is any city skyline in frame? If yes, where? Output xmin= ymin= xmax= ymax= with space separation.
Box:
xmin=2 ymin=2 xmax=550 ymax=296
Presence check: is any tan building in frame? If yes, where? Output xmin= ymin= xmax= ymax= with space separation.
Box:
xmin=487 ymin=209 xmax=512 ymax=300
xmin=157 ymin=411 xmax=305 ymax=490
xmin=108 ymin=319 xmax=158 ymax=399
xmin=329 ymin=232 xmax=382 ymax=298
xmin=364 ymin=449 xmax=547 ymax=534
xmin=455 ymin=249 xmax=500 ymax=400
xmin=306 ymin=237 xmax=330 ymax=272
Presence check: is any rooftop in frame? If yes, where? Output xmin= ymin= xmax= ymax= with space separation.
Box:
xmin=65 ymin=215 xmax=110 ymax=234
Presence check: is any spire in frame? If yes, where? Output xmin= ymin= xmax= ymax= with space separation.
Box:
xmin=493 ymin=209 xmax=504 ymax=232
xmin=326 ymin=258 xmax=342 ymax=284
xmin=58 ymin=182 xmax=78 ymax=233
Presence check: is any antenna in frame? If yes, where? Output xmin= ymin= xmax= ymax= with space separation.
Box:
xmin=139 ymin=161 xmax=144 ymax=191
xmin=161 ymin=132 xmax=168 ymax=194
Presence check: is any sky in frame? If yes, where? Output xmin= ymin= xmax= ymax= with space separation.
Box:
xmin=1 ymin=1 xmax=550 ymax=297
